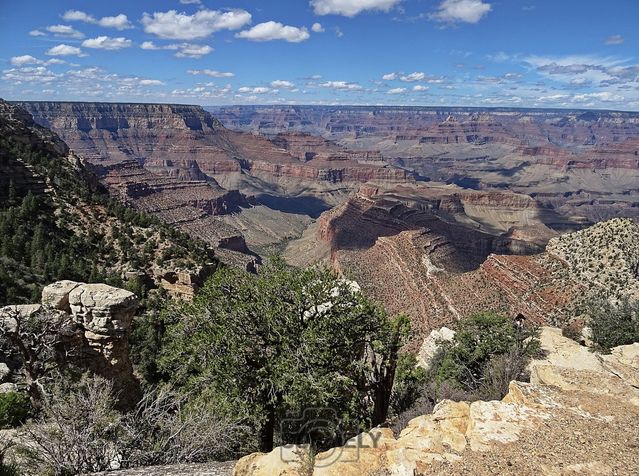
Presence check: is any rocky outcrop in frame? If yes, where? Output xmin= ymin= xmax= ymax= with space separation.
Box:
xmin=0 ymin=281 xmax=141 ymax=408
xmin=234 ymin=327 xmax=639 ymax=475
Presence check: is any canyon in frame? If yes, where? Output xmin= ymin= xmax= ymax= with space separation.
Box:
xmin=13 ymin=101 xmax=639 ymax=341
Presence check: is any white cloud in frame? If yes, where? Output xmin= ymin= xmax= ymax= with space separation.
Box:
xmin=236 ymin=22 xmax=310 ymax=43
xmin=188 ymin=69 xmax=234 ymax=78
xmin=62 ymin=10 xmax=95 ymax=22
xmin=140 ymin=41 xmax=160 ymax=50
xmin=175 ymin=44 xmax=213 ymax=58
xmin=45 ymin=44 xmax=85 ymax=56
xmin=572 ymin=91 xmax=624 ymax=103
xmin=10 ymin=55 xmax=66 ymax=66
xmin=605 ymin=35 xmax=624 ymax=45
xmin=140 ymin=41 xmax=213 ymax=58
xmin=270 ymin=80 xmax=295 ymax=89
xmin=46 ymin=24 xmax=85 ymax=39
xmin=10 ymin=55 xmax=40 ymax=66
xmin=82 ymin=36 xmax=132 ymax=50
xmin=431 ymin=0 xmax=492 ymax=24
xmin=29 ymin=29 xmax=46 ymax=37
xmin=388 ymin=87 xmax=406 ymax=94
xmin=141 ymin=9 xmax=251 ymax=40
xmin=2 ymin=66 xmax=61 ymax=83
xmin=399 ymin=72 xmax=425 ymax=82
xmin=334 ymin=27 xmax=344 ymax=37
xmin=311 ymin=0 xmax=401 ymax=17
xmin=311 ymin=22 xmax=325 ymax=33
xmin=319 ymin=80 xmax=362 ymax=90
xmin=382 ymin=72 xmax=397 ymax=80
xmin=97 ymin=15 xmax=133 ymax=30
xmin=238 ymin=86 xmax=271 ymax=94
xmin=413 ymin=85 xmax=429 ymax=91
xmin=139 ymin=79 xmax=164 ymax=86
xmin=62 ymin=10 xmax=133 ymax=30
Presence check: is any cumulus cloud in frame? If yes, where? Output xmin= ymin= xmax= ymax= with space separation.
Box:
xmin=46 ymin=24 xmax=85 ymax=39
xmin=10 ymin=55 xmax=41 ymax=66
xmin=139 ymin=79 xmax=164 ymax=86
xmin=605 ymin=35 xmax=624 ymax=45
xmin=319 ymin=80 xmax=362 ymax=90
xmin=45 ymin=44 xmax=85 ymax=56
xmin=238 ymin=86 xmax=271 ymax=94
xmin=175 ymin=44 xmax=213 ymax=58
xmin=236 ymin=22 xmax=310 ymax=43
xmin=399 ymin=72 xmax=425 ymax=82
xmin=382 ymin=72 xmax=397 ymax=80
xmin=388 ymin=87 xmax=406 ymax=94
xmin=311 ymin=22 xmax=325 ymax=33
xmin=82 ymin=36 xmax=132 ymax=50
xmin=431 ymin=0 xmax=492 ymax=24
xmin=188 ymin=69 xmax=234 ymax=78
xmin=10 ymin=55 xmax=66 ymax=66
xmin=413 ymin=85 xmax=429 ymax=91
xmin=2 ymin=66 xmax=61 ymax=83
xmin=141 ymin=9 xmax=251 ymax=40
xmin=29 ymin=29 xmax=46 ymax=37
xmin=140 ymin=41 xmax=213 ymax=58
xmin=270 ymin=80 xmax=295 ymax=89
xmin=311 ymin=0 xmax=402 ymax=17
xmin=62 ymin=10 xmax=133 ymax=30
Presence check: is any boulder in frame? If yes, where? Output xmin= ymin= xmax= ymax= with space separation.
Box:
xmin=41 ymin=280 xmax=81 ymax=312
xmin=0 ymin=363 xmax=9 ymax=382
xmin=0 ymin=383 xmax=18 ymax=394
xmin=417 ymin=326 xmax=455 ymax=370
xmin=68 ymin=283 xmax=138 ymax=335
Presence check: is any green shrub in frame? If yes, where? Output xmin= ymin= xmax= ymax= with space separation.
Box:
xmin=434 ymin=312 xmax=540 ymax=393
xmin=0 ymin=392 xmax=30 ymax=428
xmin=585 ymin=297 xmax=639 ymax=352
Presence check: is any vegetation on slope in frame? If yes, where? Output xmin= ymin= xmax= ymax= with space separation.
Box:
xmin=0 ymin=101 xmax=216 ymax=306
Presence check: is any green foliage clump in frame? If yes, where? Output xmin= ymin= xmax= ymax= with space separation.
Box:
xmin=0 ymin=392 xmax=31 ymax=429
xmin=585 ymin=298 xmax=639 ymax=352
xmin=158 ymin=257 xmax=408 ymax=452
xmin=432 ymin=312 xmax=540 ymax=399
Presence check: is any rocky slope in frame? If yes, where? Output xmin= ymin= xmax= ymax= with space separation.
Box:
xmin=0 ymin=99 xmax=217 ymax=304
xmin=212 ymin=105 xmax=639 ymax=223
xmin=286 ymin=206 xmax=638 ymax=346
xmin=234 ymin=326 xmax=639 ymax=475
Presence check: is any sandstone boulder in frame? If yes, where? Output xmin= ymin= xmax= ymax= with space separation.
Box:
xmin=41 ymin=280 xmax=81 ymax=312
xmin=68 ymin=283 xmax=138 ymax=335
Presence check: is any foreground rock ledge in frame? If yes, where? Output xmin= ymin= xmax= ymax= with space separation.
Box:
xmin=234 ymin=327 xmax=639 ymax=475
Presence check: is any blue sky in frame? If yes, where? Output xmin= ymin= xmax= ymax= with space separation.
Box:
xmin=1 ymin=0 xmax=638 ymax=110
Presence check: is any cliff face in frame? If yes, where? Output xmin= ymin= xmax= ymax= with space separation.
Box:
xmin=212 ymin=105 xmax=639 ymax=223
xmin=17 ymin=102 xmax=415 ymax=260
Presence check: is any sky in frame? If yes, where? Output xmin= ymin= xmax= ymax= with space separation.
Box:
xmin=0 ymin=0 xmax=638 ymax=110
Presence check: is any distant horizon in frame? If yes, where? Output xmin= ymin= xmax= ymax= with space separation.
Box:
xmin=7 ymin=98 xmax=639 ymax=115
xmin=1 ymin=1 xmax=638 ymax=111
